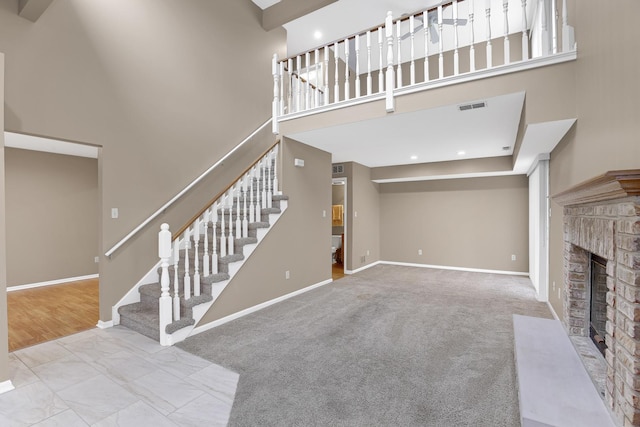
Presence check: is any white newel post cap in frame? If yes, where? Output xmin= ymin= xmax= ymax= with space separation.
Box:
xmin=159 ymin=223 xmax=172 ymax=258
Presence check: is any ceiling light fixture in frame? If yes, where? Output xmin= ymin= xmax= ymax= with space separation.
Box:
xmin=410 ymin=155 xmax=418 ymax=160
xmin=457 ymin=150 xmax=466 ymax=156
xmin=314 ymin=30 xmax=322 ymax=39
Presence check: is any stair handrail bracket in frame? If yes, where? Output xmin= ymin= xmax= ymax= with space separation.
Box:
xmin=271 ymin=0 xmax=576 ymax=122
xmin=145 ymin=143 xmax=286 ymax=346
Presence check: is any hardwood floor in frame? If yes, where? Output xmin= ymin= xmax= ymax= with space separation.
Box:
xmin=332 ymin=263 xmax=345 ymax=281
xmin=7 ymin=278 xmax=99 ymax=352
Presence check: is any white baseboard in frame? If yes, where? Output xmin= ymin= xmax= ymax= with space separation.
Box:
xmin=344 ymin=261 xmax=381 ymax=275
xmin=0 ymin=380 xmax=15 ymax=395
xmin=190 ymin=278 xmax=333 ymax=337
xmin=7 ymin=274 xmax=99 ymax=292
xmin=547 ymin=301 xmax=560 ymax=321
xmin=96 ymin=320 xmax=113 ymax=329
xmin=379 ymin=261 xmax=529 ymax=277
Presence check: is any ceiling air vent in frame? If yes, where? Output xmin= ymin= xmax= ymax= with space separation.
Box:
xmin=332 ymin=164 xmax=344 ymax=174
xmin=458 ymin=101 xmax=486 ymax=111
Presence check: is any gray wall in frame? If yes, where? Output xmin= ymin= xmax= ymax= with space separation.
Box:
xmin=380 ymin=175 xmax=529 ymax=272
xmin=0 ymin=52 xmax=9 ymax=385
xmin=4 ymin=148 xmax=98 ymax=286
xmin=547 ymin=0 xmax=640 ymax=317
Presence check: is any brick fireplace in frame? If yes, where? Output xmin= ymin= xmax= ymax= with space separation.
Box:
xmin=554 ymin=170 xmax=640 ymax=426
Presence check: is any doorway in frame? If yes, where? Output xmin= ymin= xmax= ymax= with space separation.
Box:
xmin=332 ymin=178 xmax=346 ymax=281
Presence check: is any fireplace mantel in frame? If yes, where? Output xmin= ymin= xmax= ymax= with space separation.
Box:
xmin=553 ymin=170 xmax=640 ymax=206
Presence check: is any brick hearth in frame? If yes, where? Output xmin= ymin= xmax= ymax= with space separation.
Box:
xmin=554 ymin=170 xmax=640 ymax=426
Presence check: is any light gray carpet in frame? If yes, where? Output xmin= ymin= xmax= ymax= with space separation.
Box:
xmin=177 ymin=264 xmax=553 ymax=426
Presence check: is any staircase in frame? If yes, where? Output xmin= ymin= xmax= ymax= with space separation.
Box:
xmin=116 ymin=143 xmax=286 ymax=345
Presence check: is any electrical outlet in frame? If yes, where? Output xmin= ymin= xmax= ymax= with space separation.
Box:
xmin=511 ymin=254 xmax=516 ymax=261
xmin=558 ymin=288 xmax=561 ymax=299
xmin=366 ymin=250 xmax=370 ymax=256
xmin=111 ymin=208 xmax=119 ymax=219
xmin=94 ymin=256 xmax=99 ymax=263
xmin=285 ymin=270 xmax=290 ymax=279
xmin=418 ymin=249 xmax=422 ymax=255
xmin=552 ymin=281 xmax=556 ymax=291
xmin=322 ymin=210 xmax=326 ymax=218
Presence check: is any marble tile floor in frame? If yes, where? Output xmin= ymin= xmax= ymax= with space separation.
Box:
xmin=0 ymin=326 xmax=239 ymax=426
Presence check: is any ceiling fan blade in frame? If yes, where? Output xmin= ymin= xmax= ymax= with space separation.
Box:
xmin=429 ymin=24 xmax=439 ymax=43
xmin=400 ymin=24 xmax=424 ymax=40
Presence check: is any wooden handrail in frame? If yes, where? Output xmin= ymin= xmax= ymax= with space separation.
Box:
xmin=104 ymin=118 xmax=273 ymax=258
xmin=172 ymin=139 xmax=281 ymax=240
xmin=278 ymin=0 xmax=457 ymax=63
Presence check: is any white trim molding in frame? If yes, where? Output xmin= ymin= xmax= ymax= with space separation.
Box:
xmin=379 ymin=261 xmax=529 ymax=277
xmin=6 ymin=274 xmax=99 ymax=292
xmin=0 ymin=380 xmax=15 ymax=395
xmin=190 ymin=278 xmax=333 ymax=337
xmin=96 ymin=320 xmax=114 ymax=329
xmin=344 ymin=261 xmax=381 ymax=275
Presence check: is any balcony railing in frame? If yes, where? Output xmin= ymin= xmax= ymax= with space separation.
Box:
xmin=271 ymin=0 xmax=575 ymax=133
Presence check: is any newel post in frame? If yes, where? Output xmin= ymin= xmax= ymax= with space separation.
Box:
xmin=384 ymin=11 xmax=395 ymax=113
xmin=158 ymin=223 xmax=172 ymax=346
xmin=272 ymin=53 xmax=280 ymax=134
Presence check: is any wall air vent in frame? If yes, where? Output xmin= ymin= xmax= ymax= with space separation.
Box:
xmin=332 ymin=164 xmax=344 ymax=174
xmin=458 ymin=101 xmax=487 ymax=111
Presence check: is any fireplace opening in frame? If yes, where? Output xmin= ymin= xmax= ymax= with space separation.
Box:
xmin=589 ymin=254 xmax=608 ymax=357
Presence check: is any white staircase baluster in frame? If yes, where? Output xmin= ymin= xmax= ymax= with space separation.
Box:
xmin=453 ymin=1 xmax=460 ymax=75
xmin=486 ymin=1 xmax=493 ymax=68
xmin=158 ymin=223 xmax=172 ymax=346
xmin=261 ymin=160 xmax=267 ymax=209
xmin=366 ymin=30 xmax=372 ymax=95
xmin=521 ymin=0 xmax=529 ymax=60
xmin=314 ymin=48 xmax=320 ymax=108
xmin=438 ymin=5 xmax=444 ymax=78
xmin=203 ymin=210 xmax=210 ymax=276
xmin=173 ymin=238 xmax=180 ymax=321
xmin=469 ymin=0 xmax=476 ymax=72
xmin=266 ymin=154 xmax=273 ymax=209
xmin=305 ymin=51 xmax=311 ymax=110
xmin=378 ymin=27 xmax=384 ymax=93
xmin=410 ymin=15 xmax=416 ymax=85
xmin=219 ymin=199 xmax=227 ymax=258
xmin=249 ymin=168 xmax=255 ymax=224
xmin=396 ymin=20 xmax=402 ymax=88
xmin=295 ymin=55 xmax=302 ymax=112
xmin=334 ymin=42 xmax=339 ymax=102
xmin=503 ymin=0 xmax=510 ymax=64
xmin=227 ymin=196 xmax=235 ymax=256
xmin=272 ymin=145 xmax=279 ymax=195
xmin=344 ymin=38 xmax=350 ymax=101
xmin=355 ymin=35 xmax=361 ymax=98
xmin=272 ymin=53 xmax=280 ymax=134
xmin=424 ymin=11 xmax=430 ymax=81
xmin=183 ymin=227 xmax=191 ymax=300
xmin=254 ymin=167 xmax=261 ymax=223
xmin=323 ymin=45 xmax=329 ymax=105
xmin=287 ymin=58 xmax=293 ymax=113
xmin=242 ymin=176 xmax=248 ymax=238
xmin=551 ymin=0 xmax=558 ymax=54
xmin=385 ymin=11 xmax=395 ymax=112
xmin=279 ymin=60 xmax=284 ymax=115
xmin=211 ymin=204 xmax=218 ymax=274
xmin=235 ymin=185 xmax=242 ymax=238
xmin=193 ymin=218 xmax=200 ymax=297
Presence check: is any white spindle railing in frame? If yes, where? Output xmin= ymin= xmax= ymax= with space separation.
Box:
xmin=157 ymin=144 xmax=281 ymax=345
xmin=271 ymin=0 xmax=575 ymax=121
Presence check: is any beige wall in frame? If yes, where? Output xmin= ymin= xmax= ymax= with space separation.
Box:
xmin=346 ymin=162 xmax=380 ymax=271
xmin=548 ymin=0 xmax=640 ymax=317
xmin=0 ymin=0 xmax=286 ymax=320
xmin=199 ymin=138 xmax=332 ymax=323
xmin=5 ymin=148 xmax=98 ymax=286
xmin=0 ymin=52 xmax=9 ymax=384
xmin=380 ymin=175 xmax=529 ymax=272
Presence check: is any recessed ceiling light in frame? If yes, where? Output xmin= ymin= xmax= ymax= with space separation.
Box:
xmin=457 ymin=150 xmax=466 ymax=156
xmin=410 ymin=155 xmax=418 ymax=160
xmin=314 ymin=31 xmax=322 ymax=39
